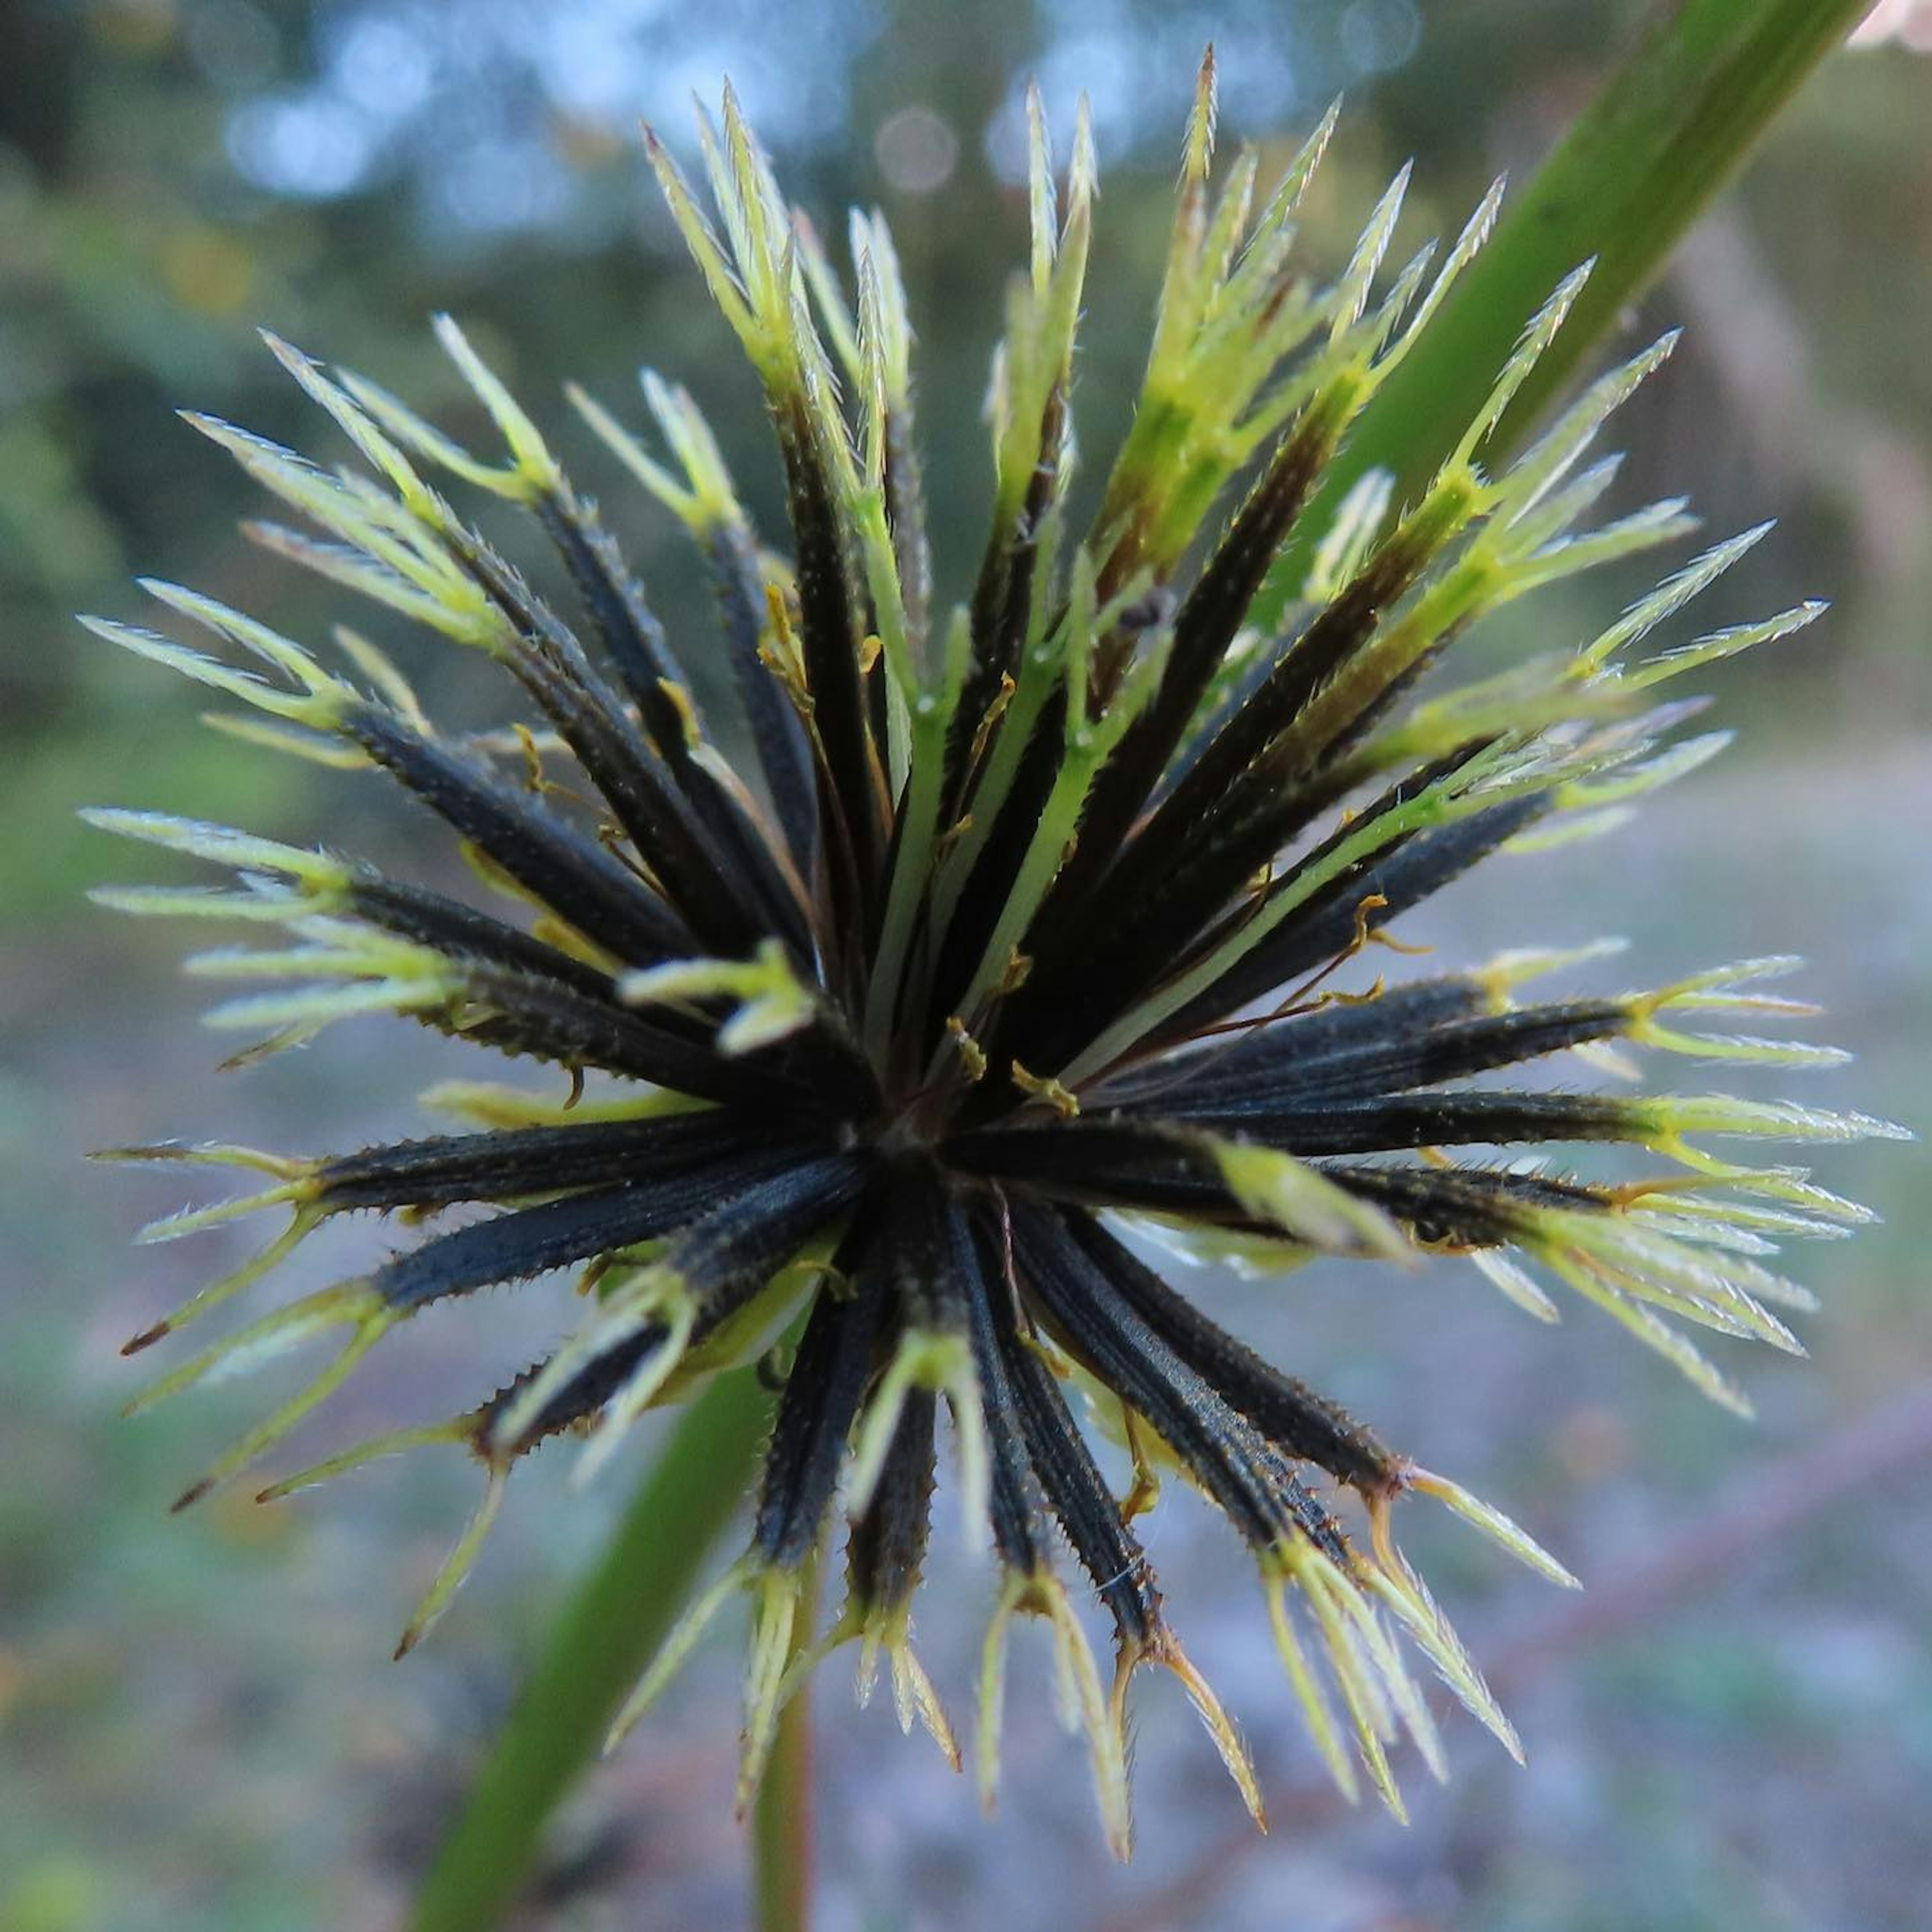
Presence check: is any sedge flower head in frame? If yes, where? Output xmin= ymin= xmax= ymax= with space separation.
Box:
xmin=91 ymin=57 xmax=1902 ymax=1854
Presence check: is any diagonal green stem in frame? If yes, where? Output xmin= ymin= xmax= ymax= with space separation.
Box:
xmin=751 ymin=1554 xmax=820 ymax=1932
xmin=1254 ymin=0 xmax=1870 ymax=628
xmin=409 ymin=1370 xmax=770 ymax=1932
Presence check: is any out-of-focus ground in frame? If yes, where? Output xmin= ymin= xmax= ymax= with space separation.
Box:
xmin=3 ymin=5 xmax=1930 ymax=1929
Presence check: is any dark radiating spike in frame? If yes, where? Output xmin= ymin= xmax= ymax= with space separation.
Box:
xmin=478 ymin=1157 xmax=875 ymax=1456
xmin=532 ymin=486 xmax=813 ymax=954
xmin=925 ymin=593 xmax=1184 ymax=1048
xmin=1254 ymin=975 xmax=1491 ymax=1056
xmin=947 ymin=1120 xmax=1269 ymax=1229
xmin=1128 ymin=492 xmax=1463 ymax=883
xmin=847 ymin=1385 xmax=938 ymax=1618
xmin=658 ymin=1150 xmax=874 ymax=1316
xmin=423 ymin=959 xmax=786 ymax=1106
xmin=1007 ymin=597 xmax=1492 ymax=1072
xmin=949 ymin=385 xmax=1066 ymax=812
xmin=1213 ymin=1001 xmax=1630 ymax=1109
xmin=995 ymin=1272 xmax=1162 ymax=1644
xmin=450 ymin=541 xmax=769 ymax=958
xmin=343 ymin=702 xmax=689 ymax=968
xmin=701 ymin=521 xmax=818 ymax=866
xmin=773 ymin=392 xmax=881 ymax=901
xmin=314 ymin=1110 xmax=742 ymax=1214
xmin=1140 ymin=656 xmax=1450 ymax=938
xmin=957 ymin=1196 xmax=1054 ymax=1572
xmin=372 ymin=1143 xmax=808 ymax=1313
xmin=532 ymin=486 xmax=690 ymax=747
xmin=919 ymin=387 xmax=1081 ymax=1032
xmin=1017 ymin=747 xmax=1494 ymax=1077
xmin=924 ymin=697 xmax=1067 ymax=1039
xmin=1175 ymin=745 xmax=1497 ymax=975
xmin=1154 ymin=625 xmax=1302 ymax=812
xmin=481 ymin=1325 xmax=672 ymax=1455
xmin=1322 ymin=1161 xmax=1613 ymax=1249
xmin=688 ymin=777 xmax=815 ymax=968
xmin=345 ymin=875 xmax=627 ymax=1000
xmin=873 ymin=1160 xmax=965 ymax=1333
xmin=1240 ymin=629 xmax=1453 ymax=816
xmin=1150 ymin=794 xmax=1549 ymax=1046
xmin=1010 ymin=1199 xmax=1343 ymax=1560
xmin=1122 ymin=669 xmax=1487 ymax=990
xmin=1064 ymin=1215 xmax=1395 ymax=1493
xmin=990 ymin=745 xmax=1446 ymax=1087
xmin=1087 ymin=975 xmax=1487 ymax=1112
xmin=1042 ymin=406 xmax=1346 ymax=941
xmin=753 ymin=1216 xmax=888 ymax=1568
xmin=1164 ymin=1088 xmax=1639 ymax=1151
xmin=948 ymin=1118 xmax=1206 ymax=1193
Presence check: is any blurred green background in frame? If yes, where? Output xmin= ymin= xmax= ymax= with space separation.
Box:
xmin=3 ymin=2 xmax=1928 ymax=1927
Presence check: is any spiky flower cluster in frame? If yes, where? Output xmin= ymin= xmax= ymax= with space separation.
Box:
xmin=94 ymin=63 xmax=1899 ymax=1854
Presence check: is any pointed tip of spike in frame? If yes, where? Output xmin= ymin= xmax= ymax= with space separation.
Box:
xmin=429 ymin=312 xmax=478 ymax=369
xmin=257 ymin=329 xmax=310 ymax=377
xmin=1184 ymin=44 xmax=1218 ymax=180
xmin=89 ymin=1141 xmax=163 ymax=1164
xmin=171 ymin=1477 xmax=215 ymax=1514
xmin=1406 ymin=1467 xmax=1582 ymax=1589
xmin=1069 ymin=92 xmax=1099 ymax=206
xmin=177 ymin=410 xmax=244 ymax=453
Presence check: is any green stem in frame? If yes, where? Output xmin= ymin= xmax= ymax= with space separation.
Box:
xmin=751 ymin=1556 xmax=820 ymax=1932
xmin=1255 ymin=0 xmax=1869 ymax=627
xmin=409 ymin=1370 xmax=770 ymax=1932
